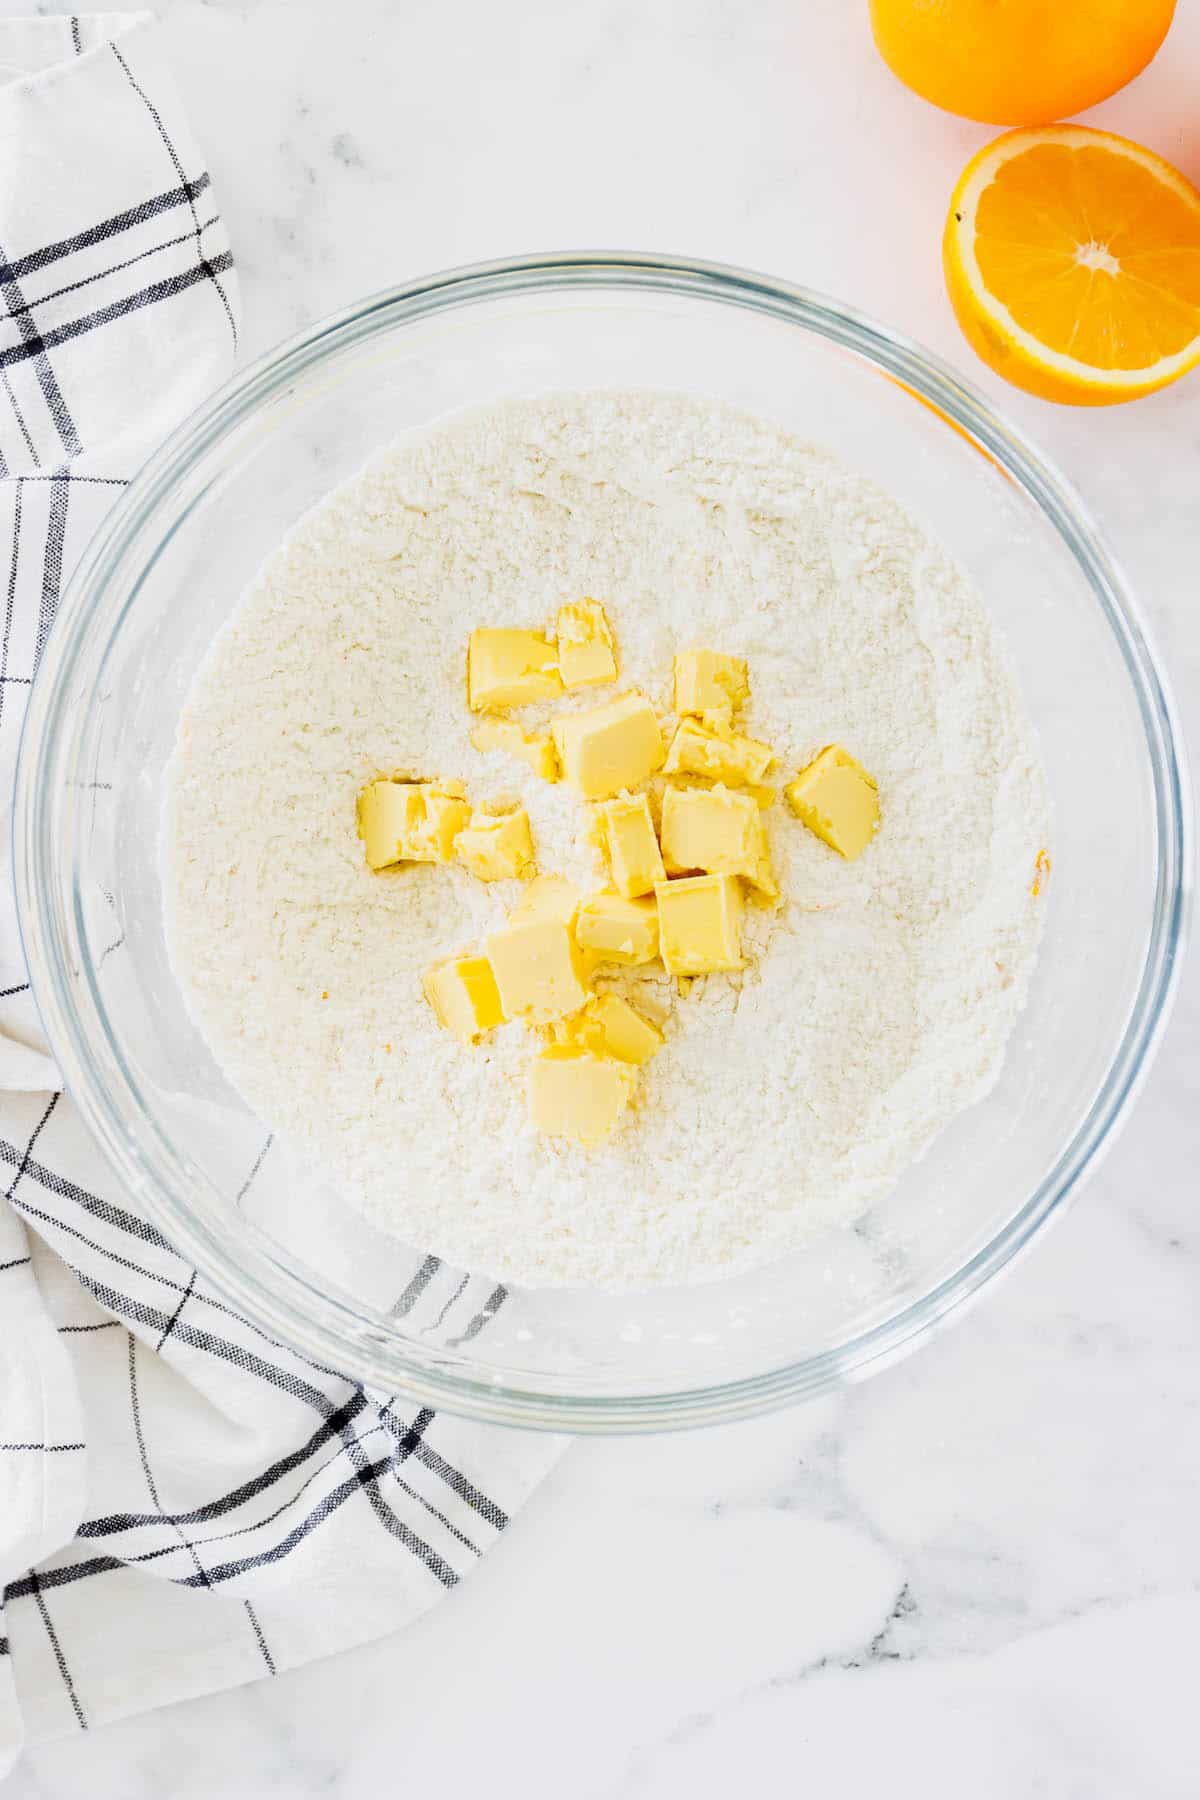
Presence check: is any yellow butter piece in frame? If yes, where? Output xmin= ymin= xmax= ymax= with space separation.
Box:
xmin=422 ymin=954 xmax=506 ymax=1043
xmin=672 ymin=775 xmax=776 ymax=809
xmin=655 ymin=873 xmax=744 ymax=976
xmin=785 ymin=744 xmax=880 ymax=861
xmin=470 ymin=717 xmax=560 ymax=782
xmin=584 ymin=993 xmax=663 ymax=1065
xmin=556 ymin=599 xmax=617 ymax=689
xmin=663 ymin=716 xmax=773 ymax=787
xmin=674 ymin=649 xmax=749 ymax=718
xmin=560 ymin=992 xmax=663 ymax=1065
xmin=467 ymin=628 xmax=563 ymax=711
xmin=574 ymin=892 xmax=659 ymax=967
xmin=530 ymin=1045 xmax=634 ymax=1146
xmin=357 ymin=779 xmax=470 ymax=871
xmin=659 ymin=783 xmax=761 ymax=879
xmin=511 ymin=873 xmax=580 ymax=925
xmin=485 ymin=912 xmax=591 ymax=1023
xmin=552 ymin=692 xmax=666 ymax=801
xmin=745 ymin=809 xmax=778 ymax=901
xmin=454 ymin=805 xmax=536 ymax=882
xmin=357 ymin=780 xmax=416 ymax=871
xmin=597 ymin=791 xmax=666 ymax=897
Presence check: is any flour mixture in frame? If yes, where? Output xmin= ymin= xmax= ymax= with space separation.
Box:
xmin=165 ymin=391 xmax=1050 ymax=1289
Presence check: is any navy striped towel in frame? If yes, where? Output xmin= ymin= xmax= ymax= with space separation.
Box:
xmin=0 ymin=14 xmax=563 ymax=1771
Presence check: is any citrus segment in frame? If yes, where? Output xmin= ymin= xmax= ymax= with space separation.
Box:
xmin=943 ymin=127 xmax=1200 ymax=405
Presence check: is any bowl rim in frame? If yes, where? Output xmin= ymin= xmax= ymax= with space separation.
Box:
xmin=14 ymin=249 xmax=1193 ymax=1433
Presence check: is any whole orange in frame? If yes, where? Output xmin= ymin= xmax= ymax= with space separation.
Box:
xmin=869 ymin=0 xmax=1176 ymax=125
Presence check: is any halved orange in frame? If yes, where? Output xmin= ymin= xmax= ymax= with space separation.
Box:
xmin=943 ymin=126 xmax=1200 ymax=406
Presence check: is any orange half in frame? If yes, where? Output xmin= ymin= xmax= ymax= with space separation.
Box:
xmin=944 ymin=126 xmax=1200 ymax=405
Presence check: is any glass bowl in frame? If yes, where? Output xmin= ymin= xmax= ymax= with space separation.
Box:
xmin=14 ymin=253 xmax=1190 ymax=1432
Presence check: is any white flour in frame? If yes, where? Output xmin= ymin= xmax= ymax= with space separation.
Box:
xmin=166 ymin=391 xmax=1049 ymax=1290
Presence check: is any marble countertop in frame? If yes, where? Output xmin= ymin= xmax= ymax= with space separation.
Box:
xmin=6 ymin=0 xmax=1199 ymax=1794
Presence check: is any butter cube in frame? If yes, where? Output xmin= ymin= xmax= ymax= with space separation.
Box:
xmin=655 ymin=874 xmax=744 ymax=976
xmin=786 ymin=744 xmax=880 ymax=861
xmin=574 ymin=892 xmax=659 ymax=966
xmin=660 ymin=783 xmax=761 ymax=879
xmin=454 ymin=805 xmax=536 ymax=882
xmin=470 ymin=717 xmax=560 ymax=782
xmin=597 ymin=791 xmax=666 ymax=897
xmin=423 ymin=955 xmax=506 ymax=1043
xmin=563 ymin=993 xmax=663 ymax=1065
xmin=468 ymin=628 xmax=563 ymax=711
xmin=552 ymin=692 xmax=666 ymax=801
xmin=556 ymin=600 xmax=617 ymax=689
xmin=486 ymin=914 xmax=591 ymax=1023
xmin=511 ymin=873 xmax=580 ymax=925
xmin=663 ymin=717 xmax=773 ymax=787
xmin=357 ymin=779 xmax=416 ymax=871
xmin=674 ymin=649 xmax=749 ymax=718
xmin=357 ymin=779 xmax=470 ymax=871
xmin=746 ymin=810 xmax=779 ymax=901
xmin=530 ymin=1045 xmax=634 ymax=1146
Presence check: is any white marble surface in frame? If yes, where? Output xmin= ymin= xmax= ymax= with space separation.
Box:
xmin=6 ymin=0 xmax=1200 ymax=1793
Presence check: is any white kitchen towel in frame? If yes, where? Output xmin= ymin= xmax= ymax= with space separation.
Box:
xmin=0 ymin=15 xmax=563 ymax=1774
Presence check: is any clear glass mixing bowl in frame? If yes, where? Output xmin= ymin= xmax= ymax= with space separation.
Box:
xmin=14 ymin=253 xmax=1190 ymax=1431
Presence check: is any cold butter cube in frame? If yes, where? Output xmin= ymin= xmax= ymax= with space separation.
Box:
xmin=530 ymin=1045 xmax=634 ymax=1146
xmin=786 ymin=744 xmax=879 ymax=861
xmin=423 ymin=954 xmax=506 ymax=1043
xmin=357 ymin=779 xmax=415 ymax=871
xmin=454 ymin=805 xmax=536 ymax=882
xmin=674 ymin=649 xmax=749 ymax=719
xmin=552 ymin=691 xmax=666 ymax=801
xmin=556 ymin=599 xmax=617 ymax=689
xmin=663 ymin=716 xmax=773 ymax=787
xmin=574 ymin=892 xmax=659 ymax=966
xmin=597 ymin=791 xmax=666 ymax=897
xmin=468 ymin=628 xmax=563 ymax=711
xmin=655 ymin=873 xmax=744 ymax=976
xmin=486 ymin=913 xmax=591 ymax=1023
xmin=660 ymin=783 xmax=761 ymax=879
xmin=559 ymin=992 xmax=663 ymax=1065
xmin=511 ymin=873 xmax=580 ymax=925
xmin=470 ymin=717 xmax=560 ymax=782
xmin=745 ymin=810 xmax=779 ymax=901
xmin=357 ymin=779 xmax=470 ymax=871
